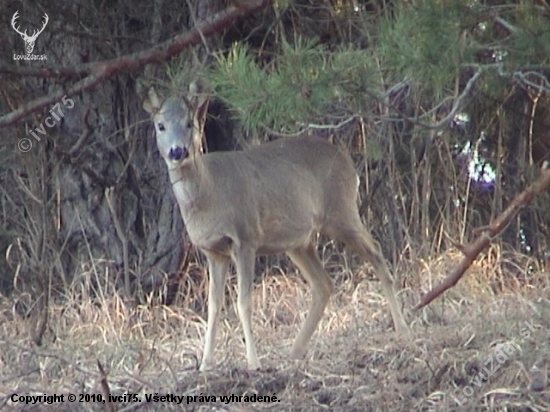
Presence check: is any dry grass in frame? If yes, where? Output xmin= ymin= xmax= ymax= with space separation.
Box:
xmin=1 ymin=249 xmax=549 ymax=411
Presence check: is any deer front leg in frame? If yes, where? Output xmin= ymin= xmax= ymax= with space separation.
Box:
xmin=234 ymin=246 xmax=261 ymax=370
xmin=200 ymin=252 xmax=229 ymax=371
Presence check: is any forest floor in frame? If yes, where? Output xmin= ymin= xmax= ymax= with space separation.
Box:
xmin=1 ymin=248 xmax=549 ymax=411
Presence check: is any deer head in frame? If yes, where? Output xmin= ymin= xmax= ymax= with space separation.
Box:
xmin=142 ymin=83 xmax=209 ymax=170
xmin=12 ymin=11 xmax=49 ymax=55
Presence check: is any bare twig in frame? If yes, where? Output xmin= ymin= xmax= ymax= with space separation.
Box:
xmin=363 ymin=69 xmax=482 ymax=131
xmin=514 ymin=71 xmax=550 ymax=94
xmin=425 ymin=69 xmax=482 ymax=129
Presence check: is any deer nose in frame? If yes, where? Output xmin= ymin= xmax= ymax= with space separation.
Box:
xmin=169 ymin=146 xmax=187 ymax=161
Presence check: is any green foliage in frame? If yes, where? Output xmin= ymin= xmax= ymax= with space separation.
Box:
xmin=377 ymin=0 xmax=477 ymax=98
xmin=209 ymin=43 xmax=269 ymax=132
xmin=506 ymin=1 xmax=550 ymax=67
xmin=207 ymin=0 xmax=550 ymax=136
xmin=478 ymin=68 xmax=514 ymax=102
xmin=209 ymin=39 xmax=380 ymax=134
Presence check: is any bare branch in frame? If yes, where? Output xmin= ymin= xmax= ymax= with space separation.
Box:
xmin=514 ymin=71 xmax=550 ymax=94
xmin=0 ymin=0 xmax=270 ymax=128
xmin=494 ymin=16 xmax=520 ymax=34
xmin=424 ymin=69 xmax=482 ymax=129
xmin=414 ymin=163 xmax=550 ymax=310
xmin=363 ymin=69 xmax=482 ymax=132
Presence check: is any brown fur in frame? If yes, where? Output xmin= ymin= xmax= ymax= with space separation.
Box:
xmin=143 ymin=85 xmax=408 ymax=370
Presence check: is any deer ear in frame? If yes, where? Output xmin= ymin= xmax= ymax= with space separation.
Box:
xmin=188 ymin=81 xmax=209 ymax=115
xmin=142 ymin=87 xmax=161 ymax=115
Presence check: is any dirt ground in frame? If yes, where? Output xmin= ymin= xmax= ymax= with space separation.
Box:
xmin=1 ymin=250 xmax=549 ymax=411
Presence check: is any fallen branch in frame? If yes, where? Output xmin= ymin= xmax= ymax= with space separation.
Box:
xmin=414 ymin=162 xmax=550 ymax=310
xmin=0 ymin=0 xmax=270 ymax=128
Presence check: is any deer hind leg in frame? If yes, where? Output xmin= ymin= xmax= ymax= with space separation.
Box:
xmin=326 ymin=218 xmax=409 ymax=335
xmin=200 ymin=252 xmax=230 ymax=371
xmin=233 ymin=246 xmax=261 ymax=370
xmin=287 ymin=244 xmax=334 ymax=359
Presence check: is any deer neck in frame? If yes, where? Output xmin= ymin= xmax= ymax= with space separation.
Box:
xmin=167 ymin=157 xmax=207 ymax=220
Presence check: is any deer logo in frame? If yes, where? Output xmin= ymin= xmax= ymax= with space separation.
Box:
xmin=11 ymin=11 xmax=49 ymax=55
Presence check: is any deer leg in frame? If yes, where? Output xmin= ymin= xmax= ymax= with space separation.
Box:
xmin=329 ymin=222 xmax=409 ymax=335
xmin=234 ymin=246 xmax=261 ymax=370
xmin=287 ymin=244 xmax=334 ymax=359
xmin=200 ymin=252 xmax=230 ymax=371
xmin=362 ymin=240 xmax=409 ymax=334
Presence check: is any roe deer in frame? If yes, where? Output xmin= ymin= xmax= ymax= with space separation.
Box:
xmin=142 ymin=83 xmax=409 ymax=371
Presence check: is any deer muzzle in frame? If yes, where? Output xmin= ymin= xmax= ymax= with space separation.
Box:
xmin=169 ymin=146 xmax=188 ymax=161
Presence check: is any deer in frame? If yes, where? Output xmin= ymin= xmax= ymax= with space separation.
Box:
xmin=142 ymin=83 xmax=409 ymax=371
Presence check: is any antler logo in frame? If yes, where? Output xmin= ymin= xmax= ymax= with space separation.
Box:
xmin=11 ymin=11 xmax=49 ymax=55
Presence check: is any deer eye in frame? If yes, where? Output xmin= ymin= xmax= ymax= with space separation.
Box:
xmin=187 ymin=121 xmax=192 ymax=129
xmin=157 ymin=123 xmax=165 ymax=132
